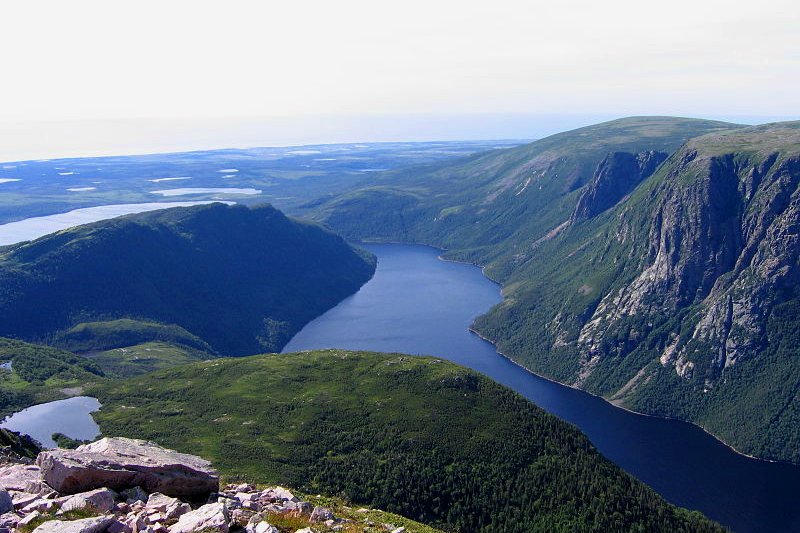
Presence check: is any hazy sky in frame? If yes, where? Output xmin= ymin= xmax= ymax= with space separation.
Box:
xmin=0 ymin=0 xmax=797 ymax=159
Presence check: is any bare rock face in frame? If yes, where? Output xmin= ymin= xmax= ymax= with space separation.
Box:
xmin=36 ymin=437 xmax=219 ymax=498
xmin=59 ymin=487 xmax=117 ymax=513
xmin=168 ymin=502 xmax=229 ymax=533
xmin=31 ymin=515 xmax=115 ymax=533
xmin=0 ymin=463 xmax=47 ymax=493
xmin=570 ymin=150 xmax=668 ymax=224
xmin=575 ymin=146 xmax=800 ymax=388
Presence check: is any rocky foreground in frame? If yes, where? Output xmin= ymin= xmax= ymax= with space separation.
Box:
xmin=0 ymin=437 xmax=408 ymax=533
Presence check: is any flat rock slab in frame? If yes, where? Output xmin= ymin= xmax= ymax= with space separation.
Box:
xmin=36 ymin=437 xmax=218 ymax=498
xmin=0 ymin=464 xmax=46 ymax=493
xmin=32 ymin=515 xmax=114 ymax=533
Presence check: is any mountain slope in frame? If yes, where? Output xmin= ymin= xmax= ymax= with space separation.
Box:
xmin=0 ymin=203 xmax=376 ymax=356
xmin=90 ymin=350 xmax=723 ymax=533
xmin=530 ymin=122 xmax=800 ymax=462
xmin=305 ymin=117 xmax=800 ymax=463
xmin=309 ymin=116 xmax=738 ymax=272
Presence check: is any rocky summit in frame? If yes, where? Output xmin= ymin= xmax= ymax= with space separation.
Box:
xmin=0 ymin=437 xmax=414 ymax=533
xmin=36 ymin=438 xmax=218 ymax=498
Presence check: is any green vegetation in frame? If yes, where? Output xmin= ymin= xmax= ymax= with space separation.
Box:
xmin=255 ymin=499 xmax=446 ymax=533
xmin=0 ymin=337 xmax=104 ymax=417
xmin=308 ymin=117 xmax=737 ymax=273
xmin=52 ymin=319 xmax=215 ymax=354
xmin=85 ymin=341 xmax=212 ymax=378
xmin=0 ymin=203 xmax=376 ymax=356
xmin=308 ymin=117 xmax=800 ymax=463
xmin=51 ymin=432 xmax=92 ymax=449
xmin=17 ymin=508 xmax=104 ymax=533
xmin=91 ymin=350 xmax=723 ymax=532
xmin=0 ymin=427 xmax=41 ymax=459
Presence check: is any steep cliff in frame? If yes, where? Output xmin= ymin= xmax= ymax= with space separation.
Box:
xmin=311 ymin=117 xmax=800 ymax=463
xmin=481 ymin=122 xmax=800 ymax=462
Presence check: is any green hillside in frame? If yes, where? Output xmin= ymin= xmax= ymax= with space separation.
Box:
xmin=0 ymin=337 xmax=104 ymax=417
xmin=0 ymin=203 xmax=376 ymax=356
xmin=309 ymin=116 xmax=737 ymax=271
xmin=90 ymin=350 xmax=723 ymax=533
xmin=307 ymin=117 xmax=800 ymax=463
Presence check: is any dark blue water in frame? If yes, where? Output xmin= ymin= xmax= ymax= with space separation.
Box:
xmin=283 ymin=243 xmax=800 ymax=533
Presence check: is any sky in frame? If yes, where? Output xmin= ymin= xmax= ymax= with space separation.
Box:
xmin=0 ymin=0 xmax=798 ymax=160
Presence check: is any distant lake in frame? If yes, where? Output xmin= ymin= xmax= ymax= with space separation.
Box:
xmin=150 ymin=188 xmax=260 ymax=197
xmin=284 ymin=243 xmax=800 ymax=533
xmin=0 ymin=396 xmax=100 ymax=448
xmin=0 ymin=202 xmax=228 ymax=246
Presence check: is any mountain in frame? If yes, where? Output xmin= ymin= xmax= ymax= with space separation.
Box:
xmin=531 ymin=122 xmax=800 ymax=463
xmin=90 ymin=350 xmax=723 ymax=532
xmin=308 ymin=116 xmax=738 ymax=271
xmin=306 ymin=117 xmax=800 ymax=463
xmin=0 ymin=203 xmax=376 ymax=357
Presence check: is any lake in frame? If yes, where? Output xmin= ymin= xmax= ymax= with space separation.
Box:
xmin=0 ymin=396 xmax=101 ymax=448
xmin=284 ymin=242 xmax=800 ymax=533
xmin=0 ymin=201 xmax=229 ymax=246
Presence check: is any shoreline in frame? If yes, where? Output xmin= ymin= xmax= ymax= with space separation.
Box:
xmin=358 ymin=239 xmax=792 ymax=467
xmin=465 ymin=325 xmax=787 ymax=466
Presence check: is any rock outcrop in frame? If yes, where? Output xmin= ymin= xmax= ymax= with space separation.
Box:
xmin=576 ymin=135 xmax=800 ymax=386
xmin=0 ymin=438 xmax=362 ymax=533
xmin=570 ymin=150 xmax=668 ymax=224
xmin=36 ymin=438 xmax=218 ymax=498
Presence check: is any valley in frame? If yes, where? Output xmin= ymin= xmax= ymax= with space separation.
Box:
xmin=1 ymin=122 xmax=799 ymax=532
xmin=308 ymin=118 xmax=800 ymax=465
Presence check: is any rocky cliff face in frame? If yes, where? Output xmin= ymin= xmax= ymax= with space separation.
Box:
xmin=570 ymin=151 xmax=667 ymax=224
xmin=465 ymin=122 xmax=800 ymax=461
xmin=576 ymin=126 xmax=800 ymax=393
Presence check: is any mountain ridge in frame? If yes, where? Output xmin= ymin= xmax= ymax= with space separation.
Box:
xmin=0 ymin=203 xmax=376 ymax=357
xmin=307 ymin=117 xmax=800 ymax=463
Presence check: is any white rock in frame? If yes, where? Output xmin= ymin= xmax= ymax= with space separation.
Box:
xmin=0 ymin=464 xmax=45 ymax=493
xmin=37 ymin=437 xmax=218 ymax=498
xmin=252 ymin=522 xmax=279 ymax=533
xmin=59 ymin=487 xmax=117 ymax=513
xmin=32 ymin=515 xmax=115 ymax=533
xmin=309 ymin=506 xmax=334 ymax=523
xmin=168 ymin=502 xmax=229 ymax=533
xmin=18 ymin=509 xmax=41 ymax=526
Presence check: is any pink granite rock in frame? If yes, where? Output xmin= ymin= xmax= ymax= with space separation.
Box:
xmin=36 ymin=438 xmax=218 ymax=498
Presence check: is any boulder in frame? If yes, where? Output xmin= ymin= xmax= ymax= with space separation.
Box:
xmin=0 ymin=464 xmax=47 ymax=493
xmin=59 ymin=487 xmax=117 ymax=513
xmin=0 ymin=488 xmax=12 ymax=514
xmin=36 ymin=437 xmax=218 ymax=497
xmin=248 ymin=522 xmax=279 ymax=533
xmin=106 ymin=519 xmax=134 ymax=533
xmin=168 ymin=502 xmax=229 ymax=533
xmin=121 ymin=486 xmax=148 ymax=504
xmin=146 ymin=492 xmax=191 ymax=520
xmin=309 ymin=506 xmax=334 ymax=523
xmin=10 ymin=490 xmax=41 ymax=509
xmin=18 ymin=510 xmax=41 ymax=527
xmin=267 ymin=486 xmax=298 ymax=502
xmin=32 ymin=515 xmax=115 ymax=533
